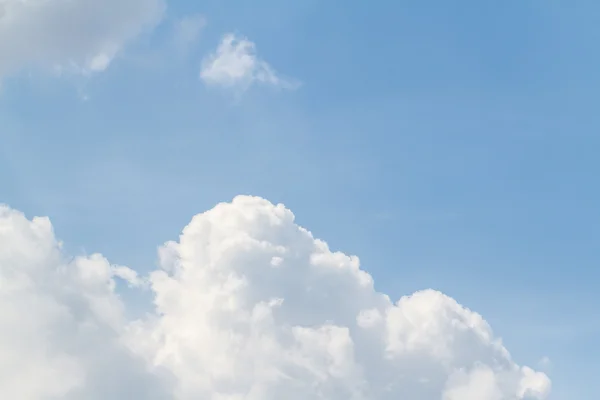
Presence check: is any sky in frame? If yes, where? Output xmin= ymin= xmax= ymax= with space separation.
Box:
xmin=0 ymin=0 xmax=599 ymax=399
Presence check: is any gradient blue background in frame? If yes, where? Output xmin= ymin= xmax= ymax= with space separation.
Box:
xmin=1 ymin=1 xmax=599 ymax=398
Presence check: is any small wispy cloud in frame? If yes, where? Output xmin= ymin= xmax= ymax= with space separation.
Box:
xmin=173 ymin=14 xmax=206 ymax=55
xmin=200 ymin=33 xmax=300 ymax=92
xmin=538 ymin=356 xmax=552 ymax=371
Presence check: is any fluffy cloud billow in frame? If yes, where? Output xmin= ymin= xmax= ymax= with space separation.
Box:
xmin=0 ymin=196 xmax=551 ymax=399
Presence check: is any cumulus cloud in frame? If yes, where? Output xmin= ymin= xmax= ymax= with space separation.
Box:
xmin=0 ymin=196 xmax=551 ymax=399
xmin=0 ymin=205 xmax=172 ymax=399
xmin=200 ymin=33 xmax=300 ymax=92
xmin=0 ymin=0 xmax=165 ymax=78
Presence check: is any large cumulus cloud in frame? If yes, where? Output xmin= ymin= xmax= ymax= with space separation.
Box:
xmin=0 ymin=0 xmax=165 ymax=78
xmin=0 ymin=205 xmax=173 ymax=399
xmin=0 ymin=196 xmax=551 ymax=399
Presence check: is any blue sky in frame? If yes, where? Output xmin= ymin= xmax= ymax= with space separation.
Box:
xmin=1 ymin=1 xmax=599 ymax=398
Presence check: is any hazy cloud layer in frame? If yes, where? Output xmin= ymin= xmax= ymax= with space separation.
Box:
xmin=0 ymin=0 xmax=165 ymax=77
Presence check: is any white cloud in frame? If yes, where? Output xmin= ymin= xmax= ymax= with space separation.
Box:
xmin=0 ymin=196 xmax=551 ymax=399
xmin=200 ymin=33 xmax=300 ymax=92
xmin=0 ymin=206 xmax=172 ymax=399
xmin=0 ymin=0 xmax=165 ymax=78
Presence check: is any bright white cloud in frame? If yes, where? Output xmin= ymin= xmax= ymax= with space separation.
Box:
xmin=200 ymin=33 xmax=299 ymax=92
xmin=0 ymin=196 xmax=551 ymax=399
xmin=0 ymin=0 xmax=165 ymax=78
xmin=0 ymin=206 xmax=172 ymax=399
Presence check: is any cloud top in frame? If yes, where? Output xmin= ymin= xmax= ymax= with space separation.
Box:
xmin=0 ymin=196 xmax=550 ymax=399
